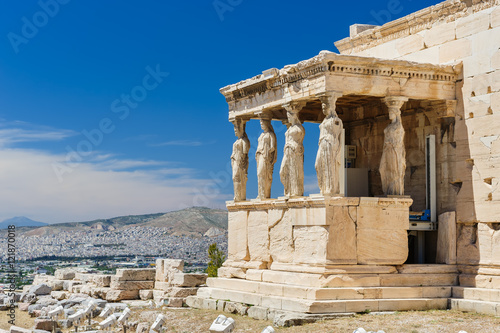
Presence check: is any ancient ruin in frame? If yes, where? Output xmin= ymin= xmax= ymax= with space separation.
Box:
xmin=187 ymin=0 xmax=500 ymax=320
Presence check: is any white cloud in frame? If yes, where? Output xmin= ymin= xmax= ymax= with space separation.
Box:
xmin=0 ymin=122 xmax=77 ymax=147
xmin=0 ymin=121 xmax=230 ymax=223
xmin=0 ymin=147 xmax=229 ymax=223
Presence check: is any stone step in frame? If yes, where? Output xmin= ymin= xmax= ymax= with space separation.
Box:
xmin=461 ymin=287 xmax=500 ymax=302
xmin=450 ymin=298 xmax=500 ymax=316
xmin=206 ymin=278 xmax=452 ymax=300
xmin=243 ymin=269 xmax=458 ymax=288
xmin=193 ymin=288 xmax=448 ymax=314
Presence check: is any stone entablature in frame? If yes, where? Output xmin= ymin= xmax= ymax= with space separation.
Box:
xmin=221 ymin=52 xmax=457 ymax=121
xmin=226 ymin=196 xmax=413 ymax=267
xmin=335 ymin=0 xmax=499 ymax=54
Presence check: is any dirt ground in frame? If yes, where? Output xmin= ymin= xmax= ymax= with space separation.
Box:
xmin=1 ymin=308 xmax=499 ymax=333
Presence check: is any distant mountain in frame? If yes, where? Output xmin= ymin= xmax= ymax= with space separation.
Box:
xmin=0 ymin=216 xmax=48 ymax=229
xmin=21 ymin=207 xmax=228 ymax=237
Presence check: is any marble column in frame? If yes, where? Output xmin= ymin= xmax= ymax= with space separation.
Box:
xmin=255 ymin=112 xmax=277 ymax=199
xmin=379 ymin=96 xmax=409 ymax=196
xmin=280 ymin=101 xmax=306 ymax=197
xmin=231 ymin=118 xmax=250 ymax=202
xmin=315 ymin=92 xmax=343 ymax=196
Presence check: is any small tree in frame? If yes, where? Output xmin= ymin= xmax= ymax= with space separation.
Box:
xmin=206 ymin=243 xmax=226 ymax=277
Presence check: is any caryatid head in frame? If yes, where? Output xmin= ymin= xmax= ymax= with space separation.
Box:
xmin=287 ymin=111 xmax=301 ymax=126
xmin=388 ymin=107 xmax=400 ymax=122
xmin=260 ymin=118 xmax=273 ymax=132
xmin=232 ymin=118 xmax=246 ymax=138
xmin=320 ymin=92 xmax=341 ymax=118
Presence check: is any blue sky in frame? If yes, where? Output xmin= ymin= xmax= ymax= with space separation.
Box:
xmin=0 ymin=0 xmax=438 ymax=223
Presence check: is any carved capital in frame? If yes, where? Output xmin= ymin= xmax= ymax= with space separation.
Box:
xmin=256 ymin=109 xmax=273 ymax=120
xmin=437 ymin=100 xmax=457 ymax=118
xmin=230 ymin=117 xmax=249 ymax=138
xmin=318 ymin=91 xmax=343 ymax=116
xmin=282 ymin=101 xmax=306 ymax=114
xmin=383 ymin=96 xmax=409 ymax=112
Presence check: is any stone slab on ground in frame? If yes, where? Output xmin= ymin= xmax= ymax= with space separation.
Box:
xmin=110 ymin=279 xmax=155 ymax=290
xmin=139 ymin=289 xmax=154 ymax=300
xmin=105 ymin=289 xmax=139 ymax=302
xmin=114 ymin=269 xmax=156 ymax=281
xmin=450 ymin=298 xmax=500 ymax=316
xmin=54 ymin=268 xmax=76 ymax=280
xmin=10 ymin=327 xmax=32 ymax=333
xmin=171 ymin=273 xmax=207 ymax=287
xmin=93 ymin=275 xmax=112 ymax=287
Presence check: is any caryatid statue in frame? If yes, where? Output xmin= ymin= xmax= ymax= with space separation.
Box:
xmin=280 ymin=102 xmax=306 ymax=197
xmin=256 ymin=113 xmax=277 ymax=199
xmin=379 ymin=96 xmax=408 ymax=196
xmin=315 ymin=92 xmax=343 ymax=196
xmin=231 ymin=118 xmax=250 ymax=202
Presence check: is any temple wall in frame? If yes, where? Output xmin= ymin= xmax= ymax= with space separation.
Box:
xmin=224 ymin=197 xmax=412 ymax=273
xmin=337 ymin=0 xmax=500 ymax=283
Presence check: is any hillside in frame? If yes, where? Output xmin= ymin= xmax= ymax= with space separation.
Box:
xmin=20 ymin=207 xmax=227 ymax=237
xmin=0 ymin=217 xmax=48 ymax=229
xmin=139 ymin=207 xmax=228 ymax=236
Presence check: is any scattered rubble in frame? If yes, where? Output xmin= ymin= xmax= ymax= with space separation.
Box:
xmin=0 ymin=258 xmax=207 ymax=332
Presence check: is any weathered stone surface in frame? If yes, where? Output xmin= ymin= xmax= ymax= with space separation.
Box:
xmin=326 ymin=205 xmax=357 ymax=264
xmin=247 ymin=210 xmax=270 ymax=262
xmin=424 ymin=21 xmax=456 ymax=48
xmin=456 ymin=10 xmax=490 ymax=39
xmin=228 ymin=210 xmax=249 ymax=261
xmin=170 ymin=273 xmax=207 ymax=287
xmin=155 ymin=259 xmax=184 ymax=282
xmin=218 ymin=267 xmax=246 ymax=279
xmin=164 ymin=297 xmax=183 ymax=307
xmin=439 ymin=39 xmax=472 ymax=63
xmin=357 ymin=229 xmax=408 ymax=265
xmin=9 ymin=327 xmax=32 ymax=333
xmin=57 ymin=319 xmax=72 ymax=329
xmin=436 ymin=212 xmax=457 ymax=264
xmin=164 ymin=287 xmax=198 ymax=298
xmin=110 ymin=279 xmax=155 ymax=290
xmin=396 ymin=34 xmax=425 ymax=56
xmin=105 ymin=290 xmax=139 ymax=302
xmin=269 ymin=209 xmax=294 ymax=264
xmin=48 ymin=280 xmax=64 ymax=291
xmin=29 ymin=284 xmax=51 ymax=296
xmin=74 ymin=273 xmax=94 ymax=283
xmin=18 ymin=303 xmax=30 ymax=311
xmin=477 ymin=222 xmax=500 ymax=266
xmin=90 ymin=287 xmax=110 ymax=299
xmin=139 ymin=290 xmax=153 ymax=300
xmin=136 ymin=322 xmax=150 ymax=333
xmin=93 ymin=274 xmax=112 ymax=287
xmin=34 ymin=318 xmax=53 ymax=331
xmin=114 ymin=269 xmax=156 ymax=281
xmin=62 ymin=280 xmax=81 ymax=292
xmin=185 ymin=296 xmax=202 ymax=308
xmin=248 ymin=305 xmax=268 ymax=320
xmin=457 ymin=224 xmax=480 ymax=265
xmin=293 ymin=226 xmax=328 ymax=265
xmin=54 ymin=268 xmax=76 ymax=280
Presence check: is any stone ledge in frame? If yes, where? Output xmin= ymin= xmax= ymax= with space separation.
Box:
xmin=188 ymin=290 xmax=448 ymax=314
xmin=450 ymin=298 xmax=500 ymax=316
xmin=204 ymin=278 xmax=452 ymax=300
xmin=186 ymin=295 xmax=356 ymax=327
